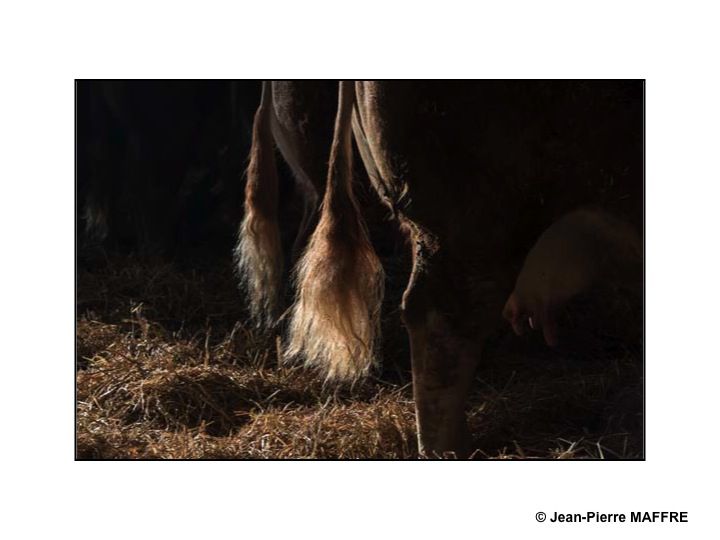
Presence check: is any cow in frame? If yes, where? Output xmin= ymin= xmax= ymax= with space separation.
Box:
xmin=239 ymin=80 xmax=643 ymax=457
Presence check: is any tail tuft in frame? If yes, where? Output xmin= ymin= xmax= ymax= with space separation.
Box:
xmin=285 ymin=214 xmax=385 ymax=380
xmin=284 ymin=82 xmax=385 ymax=381
xmin=234 ymin=82 xmax=283 ymax=328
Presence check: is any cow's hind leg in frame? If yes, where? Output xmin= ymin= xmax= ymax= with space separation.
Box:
xmin=400 ymin=223 xmax=484 ymax=458
xmin=269 ymin=114 xmax=322 ymax=265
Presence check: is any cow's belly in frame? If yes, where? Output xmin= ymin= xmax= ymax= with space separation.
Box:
xmin=355 ymin=80 xmax=641 ymax=260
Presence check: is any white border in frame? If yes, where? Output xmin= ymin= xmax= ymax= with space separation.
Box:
xmin=2 ymin=1 xmax=719 ymax=537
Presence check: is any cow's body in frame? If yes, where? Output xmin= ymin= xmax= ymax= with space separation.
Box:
xmin=241 ymin=80 xmax=643 ymax=456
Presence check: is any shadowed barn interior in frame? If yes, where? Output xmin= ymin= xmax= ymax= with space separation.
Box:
xmin=76 ymin=80 xmax=643 ymax=459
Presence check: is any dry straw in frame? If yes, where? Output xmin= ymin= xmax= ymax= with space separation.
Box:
xmin=77 ymin=255 xmax=642 ymax=459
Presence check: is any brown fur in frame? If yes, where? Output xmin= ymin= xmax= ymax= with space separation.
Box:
xmin=503 ymin=208 xmax=642 ymax=346
xmin=271 ymin=81 xmax=641 ymax=455
xmin=235 ymin=82 xmax=283 ymax=327
xmin=285 ymin=82 xmax=385 ymax=380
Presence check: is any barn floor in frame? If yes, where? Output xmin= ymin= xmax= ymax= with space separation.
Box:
xmin=76 ymin=252 xmax=643 ymax=459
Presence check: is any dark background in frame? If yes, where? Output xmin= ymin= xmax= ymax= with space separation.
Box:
xmin=77 ymin=81 xmax=262 ymax=261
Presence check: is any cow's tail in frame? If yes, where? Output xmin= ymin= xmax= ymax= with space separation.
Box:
xmin=234 ymin=81 xmax=283 ymax=328
xmin=285 ymin=82 xmax=385 ymax=381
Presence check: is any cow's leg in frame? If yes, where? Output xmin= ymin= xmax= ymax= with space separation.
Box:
xmin=270 ymin=116 xmax=320 ymax=260
xmin=400 ymin=225 xmax=483 ymax=458
xmin=290 ymin=187 xmax=320 ymax=263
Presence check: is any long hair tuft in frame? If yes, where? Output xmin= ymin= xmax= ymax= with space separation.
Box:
xmin=234 ymin=82 xmax=283 ymax=328
xmin=285 ymin=82 xmax=385 ymax=380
